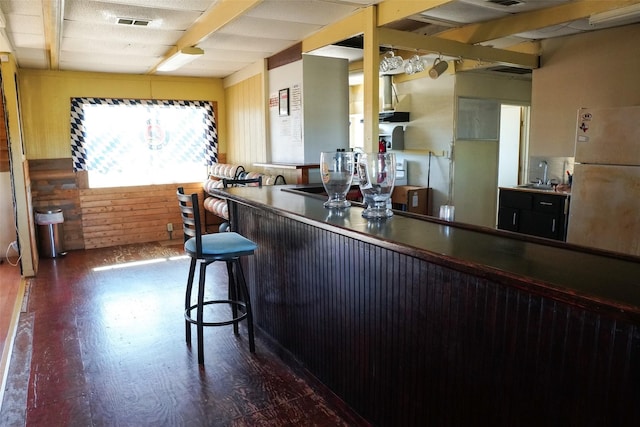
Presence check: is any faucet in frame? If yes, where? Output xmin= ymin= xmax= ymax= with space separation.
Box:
xmin=539 ymin=160 xmax=549 ymax=185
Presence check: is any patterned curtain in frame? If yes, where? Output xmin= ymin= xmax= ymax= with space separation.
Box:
xmin=70 ymin=98 xmax=217 ymax=172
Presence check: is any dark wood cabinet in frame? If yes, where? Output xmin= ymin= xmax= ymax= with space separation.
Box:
xmin=498 ymin=188 xmax=570 ymax=241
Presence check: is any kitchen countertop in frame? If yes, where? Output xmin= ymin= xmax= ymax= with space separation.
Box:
xmin=500 ymin=185 xmax=572 ymax=195
xmin=214 ymin=185 xmax=640 ymax=322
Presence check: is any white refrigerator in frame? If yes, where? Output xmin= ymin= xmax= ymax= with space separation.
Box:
xmin=566 ymin=106 xmax=640 ymax=256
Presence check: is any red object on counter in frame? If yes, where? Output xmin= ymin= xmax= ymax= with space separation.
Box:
xmin=379 ymin=138 xmax=386 ymax=153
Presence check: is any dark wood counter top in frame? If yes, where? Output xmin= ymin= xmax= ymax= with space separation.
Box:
xmin=214 ymin=185 xmax=640 ymax=321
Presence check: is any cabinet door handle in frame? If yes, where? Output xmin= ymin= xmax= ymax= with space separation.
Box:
xmin=512 ymin=212 xmax=517 ymax=225
xmin=552 ymin=218 xmax=556 ymax=233
xmin=539 ymin=201 xmax=553 ymax=206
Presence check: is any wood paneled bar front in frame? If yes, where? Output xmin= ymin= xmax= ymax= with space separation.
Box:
xmin=212 ymin=185 xmax=640 ymax=426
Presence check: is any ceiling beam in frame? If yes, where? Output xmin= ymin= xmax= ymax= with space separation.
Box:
xmin=42 ymin=0 xmax=64 ymax=70
xmin=377 ymin=0 xmax=455 ymax=26
xmin=378 ymin=27 xmax=539 ymax=69
xmin=149 ymin=0 xmax=263 ymax=74
xmin=437 ymin=0 xmax=640 ymax=44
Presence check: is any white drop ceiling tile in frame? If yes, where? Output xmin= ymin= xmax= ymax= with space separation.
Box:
xmin=85 ymin=0 xmax=216 ymax=13
xmin=514 ymin=23 xmax=585 ymax=39
xmin=460 ymin=0 xmax=571 ymax=13
xmin=308 ymin=45 xmax=363 ymax=62
xmin=59 ymin=54 xmax=159 ymax=74
xmin=195 ymin=59 xmax=253 ymax=72
xmin=202 ymin=49 xmax=267 ymax=62
xmin=420 ymin=2 xmax=508 ymax=25
xmin=8 ymin=32 xmax=45 ymax=49
xmin=246 ymin=0 xmax=358 ymax=26
xmin=158 ymin=67 xmax=226 ymax=78
xmin=62 ymin=37 xmax=168 ymax=56
xmin=61 ymin=49 xmax=158 ymax=66
xmin=202 ymin=32 xmax=294 ymax=53
xmin=60 ymin=59 xmax=152 ymax=74
xmin=0 ymin=0 xmax=43 ymax=15
xmin=217 ymin=15 xmax=320 ymax=41
xmin=63 ymin=20 xmax=182 ymax=44
xmin=66 ymin=0 xmax=203 ymax=30
xmin=5 ymin=13 xmax=44 ymax=34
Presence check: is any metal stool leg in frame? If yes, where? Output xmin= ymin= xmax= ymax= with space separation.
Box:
xmin=196 ymin=261 xmax=207 ymax=365
xmin=185 ymin=257 xmax=197 ymax=345
xmin=227 ymin=261 xmax=240 ymax=335
xmin=234 ymin=258 xmax=255 ymax=353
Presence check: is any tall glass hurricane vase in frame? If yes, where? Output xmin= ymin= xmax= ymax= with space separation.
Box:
xmin=320 ymin=151 xmax=355 ymax=208
xmin=357 ymin=152 xmax=396 ymax=219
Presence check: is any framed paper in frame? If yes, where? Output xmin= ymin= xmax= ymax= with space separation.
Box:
xmin=279 ymin=88 xmax=289 ymax=116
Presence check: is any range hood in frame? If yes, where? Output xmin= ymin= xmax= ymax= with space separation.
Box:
xmin=379 ymin=74 xmax=409 ymax=122
xmin=379 ymin=111 xmax=410 ymax=122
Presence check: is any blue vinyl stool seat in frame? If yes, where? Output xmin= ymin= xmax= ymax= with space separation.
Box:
xmin=177 ymin=187 xmax=257 ymax=364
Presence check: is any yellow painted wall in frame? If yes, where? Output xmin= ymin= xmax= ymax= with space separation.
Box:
xmin=225 ymin=72 xmax=267 ymax=166
xmin=530 ymin=24 xmax=640 ymax=156
xmin=18 ymin=70 xmax=226 ymax=159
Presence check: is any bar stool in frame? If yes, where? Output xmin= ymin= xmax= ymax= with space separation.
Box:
xmin=176 ymin=187 xmax=256 ymax=364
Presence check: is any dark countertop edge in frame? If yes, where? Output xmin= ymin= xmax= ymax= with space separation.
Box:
xmin=253 ymin=163 xmax=320 ymax=169
xmin=499 ymin=185 xmax=572 ymax=196
xmin=212 ymin=186 xmax=640 ymax=323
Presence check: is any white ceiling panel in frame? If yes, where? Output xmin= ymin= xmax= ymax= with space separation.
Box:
xmin=201 ymin=48 xmax=269 ymax=63
xmin=4 ymin=13 xmax=45 ymax=34
xmin=202 ymin=32 xmax=296 ymax=54
xmin=61 ymin=49 xmax=159 ymax=65
xmin=460 ymin=0 xmax=571 ymax=13
xmin=216 ymin=15 xmax=321 ymax=41
xmin=85 ymin=0 xmax=216 ymax=13
xmin=514 ymin=23 xmax=586 ymax=39
xmin=62 ymin=20 xmax=182 ymax=44
xmin=0 ymin=0 xmax=42 ymax=15
xmin=247 ymin=0 xmax=360 ymax=26
xmin=61 ymin=60 xmax=152 ymax=74
xmin=62 ymin=37 xmax=168 ymax=56
xmin=7 ymin=32 xmax=44 ymax=49
xmin=13 ymin=46 xmax=47 ymax=62
xmin=420 ymin=3 xmax=507 ymax=25
xmin=66 ymin=0 xmax=203 ymax=30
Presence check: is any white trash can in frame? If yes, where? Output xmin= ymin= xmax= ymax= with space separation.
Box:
xmin=35 ymin=209 xmax=65 ymax=258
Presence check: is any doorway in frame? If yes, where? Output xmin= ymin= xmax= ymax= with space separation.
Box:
xmin=453 ymin=103 xmax=529 ymax=228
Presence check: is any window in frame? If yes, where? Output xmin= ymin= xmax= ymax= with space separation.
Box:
xmin=70 ymin=98 xmax=217 ymax=188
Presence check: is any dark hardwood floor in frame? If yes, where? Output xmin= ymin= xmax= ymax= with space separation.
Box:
xmin=0 ymin=242 xmax=367 ymax=426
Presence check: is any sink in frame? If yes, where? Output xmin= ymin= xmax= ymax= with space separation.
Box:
xmin=517 ymin=183 xmax=555 ymax=191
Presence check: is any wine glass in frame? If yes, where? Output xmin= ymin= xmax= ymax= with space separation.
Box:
xmin=320 ymin=151 xmax=355 ymax=208
xmin=357 ymin=152 xmax=396 ymax=219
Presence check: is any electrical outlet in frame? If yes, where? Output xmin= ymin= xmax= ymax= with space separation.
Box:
xmin=166 ymin=223 xmax=173 ymax=232
xmin=10 ymin=240 xmax=18 ymax=252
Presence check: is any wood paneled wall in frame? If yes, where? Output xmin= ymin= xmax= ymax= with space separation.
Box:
xmin=29 ymin=158 xmax=84 ymax=250
xmin=225 ymin=73 xmax=267 ymax=167
xmin=28 ymin=158 xmax=203 ymax=251
xmin=80 ymin=183 xmax=202 ymax=249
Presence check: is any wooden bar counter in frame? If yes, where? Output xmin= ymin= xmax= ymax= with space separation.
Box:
xmin=212 ymin=185 xmax=640 ymax=426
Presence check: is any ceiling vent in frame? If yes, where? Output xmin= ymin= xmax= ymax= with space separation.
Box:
xmin=116 ymin=17 xmax=150 ymax=27
xmin=486 ymin=0 xmax=523 ymax=6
